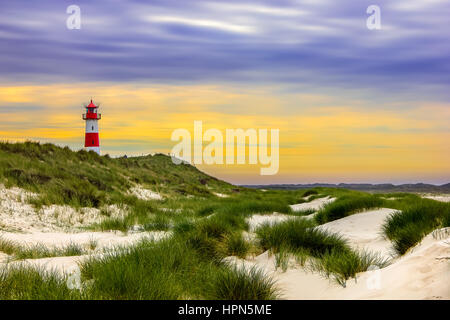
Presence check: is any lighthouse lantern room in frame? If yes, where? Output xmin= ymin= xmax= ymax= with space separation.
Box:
xmin=82 ymin=99 xmax=101 ymax=154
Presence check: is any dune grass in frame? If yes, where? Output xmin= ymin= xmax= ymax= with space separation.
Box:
xmin=0 ymin=209 xmax=274 ymax=300
xmin=310 ymin=249 xmax=389 ymax=287
xmin=382 ymin=199 xmax=450 ymax=254
xmin=206 ymin=266 xmax=279 ymax=300
xmin=0 ymin=266 xmax=85 ymax=300
xmin=255 ymin=219 xmax=389 ymax=285
xmin=314 ymin=194 xmax=384 ymax=224
xmin=0 ymin=141 xmax=232 ymax=208
xmin=287 ymin=208 xmax=316 ymax=217
xmin=256 ymin=219 xmax=348 ymax=256
xmin=79 ymin=236 xmax=279 ymax=300
xmin=0 ymin=235 xmax=278 ymax=300
xmin=216 ymin=232 xmax=252 ymax=259
xmin=0 ymin=238 xmax=85 ymax=260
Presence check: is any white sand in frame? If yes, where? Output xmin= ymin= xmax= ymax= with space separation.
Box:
xmin=317 ymin=208 xmax=398 ymax=260
xmin=1 ymin=182 xmax=448 ymax=298
xmin=4 ymin=255 xmax=91 ymax=275
xmin=0 ymin=231 xmax=170 ymax=274
xmin=0 ymin=252 xmax=8 ymax=264
xmin=246 ymin=197 xmax=337 ymax=231
xmin=0 ymin=183 xmax=169 ymax=274
xmin=246 ymin=213 xmax=294 ymax=232
xmin=422 ymin=195 xmax=450 ymax=202
xmin=213 ymin=192 xmax=229 ymax=198
xmin=0 ymin=230 xmax=168 ymax=251
xmin=228 ymin=207 xmax=450 ymax=300
xmin=289 ymin=196 xmax=336 ymax=212
xmin=226 ymin=229 xmax=449 ymax=300
xmin=129 ymin=186 xmax=163 ymax=200
xmin=0 ymin=185 xmax=127 ymax=233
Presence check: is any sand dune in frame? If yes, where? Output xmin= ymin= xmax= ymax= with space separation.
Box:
xmin=317 ymin=208 xmax=397 ymax=260
xmin=1 ymin=186 xmax=448 ymax=299
xmin=273 ymin=230 xmax=449 ymax=299
xmin=228 ymin=208 xmax=450 ymax=300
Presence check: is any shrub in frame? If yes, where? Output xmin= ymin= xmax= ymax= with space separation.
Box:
xmin=303 ymin=189 xmax=319 ymax=197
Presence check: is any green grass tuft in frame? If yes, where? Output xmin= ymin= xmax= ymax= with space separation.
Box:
xmin=382 ymin=200 xmax=450 ymax=254
xmin=315 ymin=194 xmax=384 ymax=224
xmin=0 ymin=266 xmax=84 ymax=300
xmin=206 ymin=266 xmax=280 ymax=300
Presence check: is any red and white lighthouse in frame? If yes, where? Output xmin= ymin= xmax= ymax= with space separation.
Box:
xmin=82 ymin=99 xmax=101 ymax=154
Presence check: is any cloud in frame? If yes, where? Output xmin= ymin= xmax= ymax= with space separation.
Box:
xmin=0 ymin=0 xmax=448 ymax=102
xmin=146 ymin=15 xmax=257 ymax=34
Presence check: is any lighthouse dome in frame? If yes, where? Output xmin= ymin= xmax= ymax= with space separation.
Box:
xmin=87 ymin=100 xmax=98 ymax=108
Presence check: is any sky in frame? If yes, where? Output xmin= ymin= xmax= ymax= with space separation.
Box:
xmin=0 ymin=0 xmax=449 ymax=184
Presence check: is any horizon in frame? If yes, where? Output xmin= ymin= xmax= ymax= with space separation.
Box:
xmin=1 ymin=0 xmax=449 ymax=185
xmin=239 ymin=182 xmax=450 ymax=186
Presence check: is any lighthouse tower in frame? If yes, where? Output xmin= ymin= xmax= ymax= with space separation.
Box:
xmin=82 ymin=99 xmax=101 ymax=154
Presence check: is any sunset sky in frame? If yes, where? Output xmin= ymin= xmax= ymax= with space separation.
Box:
xmin=0 ymin=0 xmax=449 ymax=184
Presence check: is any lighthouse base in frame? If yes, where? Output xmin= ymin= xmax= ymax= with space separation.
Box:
xmin=86 ymin=146 xmax=100 ymax=155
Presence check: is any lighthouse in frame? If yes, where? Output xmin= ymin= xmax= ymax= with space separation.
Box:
xmin=82 ymin=99 xmax=101 ymax=154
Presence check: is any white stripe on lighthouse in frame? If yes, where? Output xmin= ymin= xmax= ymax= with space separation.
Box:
xmin=85 ymin=120 xmax=99 ymax=133
xmin=86 ymin=146 xmax=100 ymax=154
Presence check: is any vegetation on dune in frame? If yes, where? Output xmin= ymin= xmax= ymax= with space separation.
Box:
xmin=0 ymin=236 xmax=276 ymax=300
xmin=0 ymin=141 xmax=232 ymax=208
xmin=382 ymin=199 xmax=450 ymax=254
xmin=207 ymin=266 xmax=279 ymax=300
xmin=80 ymin=236 xmax=277 ymax=300
xmin=302 ymin=189 xmax=319 ymax=197
xmin=0 ymin=238 xmax=86 ymax=260
xmin=0 ymin=266 xmax=85 ymax=300
xmin=255 ymin=219 xmax=389 ymax=285
xmin=314 ymin=194 xmax=384 ymax=224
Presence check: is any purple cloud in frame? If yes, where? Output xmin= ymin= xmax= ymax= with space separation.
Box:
xmin=0 ymin=0 xmax=449 ymax=102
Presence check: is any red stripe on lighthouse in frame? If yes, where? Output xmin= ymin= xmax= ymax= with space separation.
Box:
xmin=85 ymin=133 xmax=99 ymax=147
